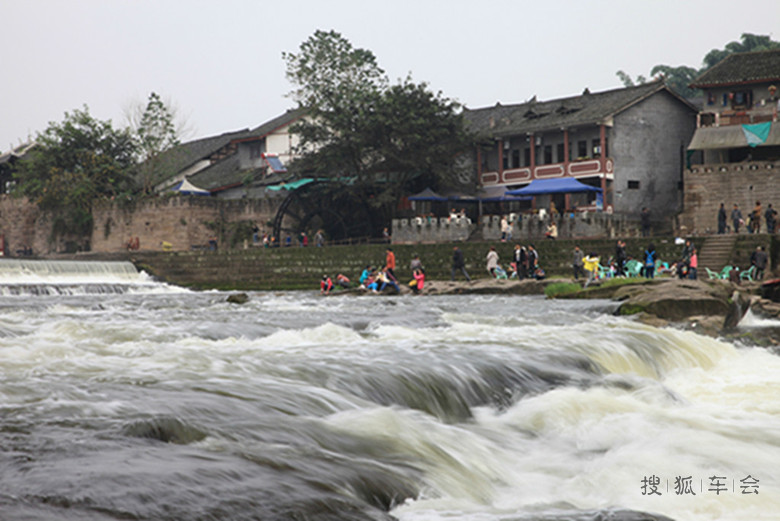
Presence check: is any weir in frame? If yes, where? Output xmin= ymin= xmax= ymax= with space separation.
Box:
xmin=0 ymin=259 xmax=139 ymax=280
xmin=0 ymin=259 xmax=164 ymax=296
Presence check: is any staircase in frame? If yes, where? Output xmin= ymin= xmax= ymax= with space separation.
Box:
xmin=697 ymin=234 xmax=736 ymax=272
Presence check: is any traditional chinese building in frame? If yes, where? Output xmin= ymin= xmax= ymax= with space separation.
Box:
xmin=152 ymin=108 xmax=304 ymax=199
xmin=682 ymin=49 xmax=780 ymax=234
xmin=464 ymin=81 xmax=698 ymax=218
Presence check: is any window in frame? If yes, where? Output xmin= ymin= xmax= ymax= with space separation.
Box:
xmin=578 ymin=140 xmax=587 ymax=158
xmin=592 ymin=139 xmax=601 ymax=158
xmin=731 ymin=90 xmax=753 ymax=110
xmin=249 ymin=142 xmax=263 ymax=159
xmin=628 ymin=180 xmax=640 ymax=190
xmin=556 ymin=143 xmax=565 ymax=163
xmin=502 ymin=154 xmax=509 ymax=170
xmin=544 ymin=145 xmax=553 ymax=164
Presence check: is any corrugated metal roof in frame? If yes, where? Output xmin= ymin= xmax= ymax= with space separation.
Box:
xmin=688 ymin=123 xmax=780 ymax=150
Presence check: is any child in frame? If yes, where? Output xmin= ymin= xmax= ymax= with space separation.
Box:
xmin=320 ymin=275 xmax=333 ymax=295
xmin=409 ymin=268 xmax=425 ymax=294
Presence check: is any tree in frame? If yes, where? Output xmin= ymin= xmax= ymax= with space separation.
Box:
xmin=616 ymin=70 xmax=647 ymax=88
xmin=703 ymin=33 xmax=780 ymax=69
xmin=616 ymin=33 xmax=780 ymax=98
xmin=283 ymin=31 xmax=470 ymax=223
xmin=125 ymin=92 xmax=186 ymax=193
xmin=13 ymin=106 xmax=137 ymax=243
xmin=648 ymin=65 xmax=700 ymax=98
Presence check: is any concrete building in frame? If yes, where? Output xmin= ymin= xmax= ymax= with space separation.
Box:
xmin=464 ymin=81 xmax=698 ymax=220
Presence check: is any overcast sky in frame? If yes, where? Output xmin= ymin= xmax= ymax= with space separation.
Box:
xmin=2 ymin=0 xmax=779 ymax=151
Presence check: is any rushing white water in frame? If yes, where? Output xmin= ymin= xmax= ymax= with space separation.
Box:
xmin=0 ymin=262 xmax=778 ymax=521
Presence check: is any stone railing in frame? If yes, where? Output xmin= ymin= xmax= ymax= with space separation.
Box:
xmin=391 ymin=217 xmax=473 ymax=243
xmin=393 ymin=212 xmax=646 ymax=244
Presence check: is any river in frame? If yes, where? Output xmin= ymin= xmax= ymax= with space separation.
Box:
xmin=0 ymin=260 xmax=778 ymax=521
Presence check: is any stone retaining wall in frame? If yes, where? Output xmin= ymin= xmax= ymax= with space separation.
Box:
xmin=71 ymin=234 xmax=773 ymax=291
xmin=680 ymin=162 xmax=780 ymax=235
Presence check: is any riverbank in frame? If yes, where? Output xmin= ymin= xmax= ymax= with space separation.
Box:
xmin=313 ymin=276 xmax=780 ymax=347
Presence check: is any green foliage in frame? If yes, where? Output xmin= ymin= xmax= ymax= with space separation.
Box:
xmin=284 ymin=30 xmax=471 ymax=229
xmin=703 ymin=33 xmax=780 ymax=69
xmin=544 ymin=282 xmax=582 ymax=298
xmin=132 ymin=92 xmax=181 ymax=193
xmin=14 ymin=106 xmax=137 ymax=241
xmin=649 ymin=65 xmax=700 ymax=98
xmin=617 ymin=33 xmax=780 ymax=98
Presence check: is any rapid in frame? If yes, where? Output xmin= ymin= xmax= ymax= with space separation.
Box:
xmin=0 ymin=260 xmax=778 ymax=521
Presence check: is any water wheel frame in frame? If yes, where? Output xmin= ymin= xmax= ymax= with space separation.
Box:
xmin=271 ymin=180 xmax=377 ymax=244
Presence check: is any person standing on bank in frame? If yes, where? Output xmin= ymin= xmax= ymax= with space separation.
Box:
xmin=765 ymin=204 xmax=778 ymax=234
xmin=643 ymin=243 xmax=657 ymax=279
xmin=751 ymin=201 xmax=762 ymax=234
xmin=451 ymin=247 xmax=471 ymax=282
xmin=615 ymin=240 xmax=627 ymax=277
xmin=640 ymin=207 xmax=651 ymax=237
xmin=717 ymin=203 xmax=727 ymax=234
xmin=385 ymin=248 xmax=396 ymax=280
xmin=731 ymin=204 xmax=743 ymax=234
xmin=486 ymin=247 xmax=500 ymax=277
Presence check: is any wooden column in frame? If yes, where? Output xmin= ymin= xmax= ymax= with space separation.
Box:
xmin=600 ymin=124 xmax=607 ymax=209
xmin=498 ymin=139 xmax=504 ymax=181
xmin=476 ymin=146 xmax=483 ymax=182
xmin=564 ymin=128 xmax=571 ymax=211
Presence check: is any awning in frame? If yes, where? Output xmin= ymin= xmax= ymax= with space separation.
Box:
xmin=506 ymin=177 xmax=601 ymax=196
xmin=688 ymin=122 xmax=780 ymax=150
xmin=171 ymin=178 xmax=211 ymax=195
xmin=473 ymin=185 xmax=532 ymax=201
xmin=265 ymin=178 xmax=315 ymax=191
xmin=408 ymin=187 xmax=448 ymax=201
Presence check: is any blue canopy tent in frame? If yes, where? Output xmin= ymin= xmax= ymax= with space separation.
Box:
xmin=506 ymin=177 xmax=602 ymax=196
xmin=474 ymin=185 xmax=533 ymax=202
xmin=408 ymin=188 xmax=448 ymax=201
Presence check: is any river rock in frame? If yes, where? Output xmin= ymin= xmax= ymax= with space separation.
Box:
xmin=614 ymin=279 xmax=731 ymax=321
xmin=226 ymin=292 xmax=250 ymax=304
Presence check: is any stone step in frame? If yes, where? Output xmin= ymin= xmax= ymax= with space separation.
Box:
xmin=697 ymin=234 xmax=736 ymax=271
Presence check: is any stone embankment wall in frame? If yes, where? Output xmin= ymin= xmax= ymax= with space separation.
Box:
xmin=0 ymin=196 xmax=41 ymax=255
xmin=679 ymin=161 xmax=780 ymax=235
xmin=91 ymin=196 xmax=278 ymax=253
xmin=0 ymin=195 xmax=278 ymax=256
xmin=75 ymin=235 xmax=774 ymax=291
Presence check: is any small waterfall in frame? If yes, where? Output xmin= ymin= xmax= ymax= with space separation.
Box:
xmin=0 ymin=258 xmax=163 ymax=295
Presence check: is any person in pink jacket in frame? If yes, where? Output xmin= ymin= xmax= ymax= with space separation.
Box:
xmin=410 ymin=268 xmax=425 ymax=294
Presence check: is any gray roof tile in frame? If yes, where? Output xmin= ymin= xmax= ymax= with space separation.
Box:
xmin=691 ymin=49 xmax=780 ymax=87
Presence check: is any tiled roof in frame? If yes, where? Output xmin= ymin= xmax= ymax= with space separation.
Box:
xmin=690 ymin=49 xmax=780 ymax=88
xmin=151 ymin=108 xmax=305 ymax=184
xmin=152 ymin=129 xmax=249 ymax=179
xmin=465 ymin=81 xmax=694 ymax=138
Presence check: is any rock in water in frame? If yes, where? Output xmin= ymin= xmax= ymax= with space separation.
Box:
xmin=226 ymin=293 xmax=249 ymax=304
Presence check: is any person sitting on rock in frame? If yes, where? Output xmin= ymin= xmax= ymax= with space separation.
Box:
xmin=320 ymin=275 xmax=333 ymax=295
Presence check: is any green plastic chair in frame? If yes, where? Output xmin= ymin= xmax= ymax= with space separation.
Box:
xmin=705 ymin=267 xmax=720 ymax=280
xmin=739 ymin=265 xmax=755 ymax=282
xmin=719 ymin=265 xmax=733 ymax=280
xmin=625 ymin=259 xmax=642 ymax=277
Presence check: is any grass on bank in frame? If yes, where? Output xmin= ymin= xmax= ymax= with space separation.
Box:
xmin=544 ymin=276 xmax=653 ymax=298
